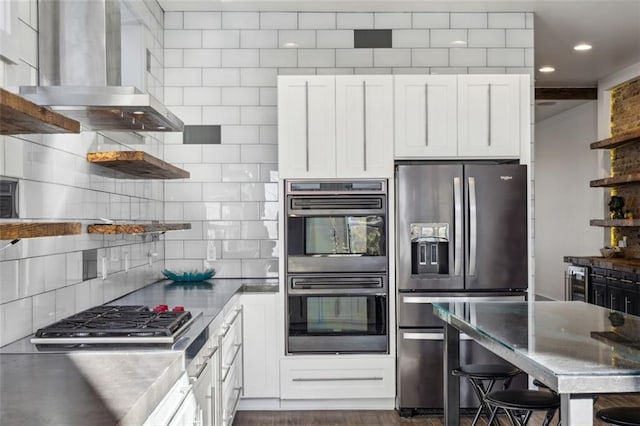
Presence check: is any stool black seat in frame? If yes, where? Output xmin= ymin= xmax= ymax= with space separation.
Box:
xmin=596 ymin=407 xmax=640 ymax=426
xmin=452 ymin=364 xmax=522 ymax=425
xmin=485 ymin=389 xmax=560 ymax=426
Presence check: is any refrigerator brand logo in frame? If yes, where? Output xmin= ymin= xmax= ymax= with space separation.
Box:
xmin=500 ymin=176 xmax=513 ymax=181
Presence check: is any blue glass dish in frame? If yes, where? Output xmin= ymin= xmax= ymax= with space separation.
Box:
xmin=162 ymin=269 xmax=215 ymax=282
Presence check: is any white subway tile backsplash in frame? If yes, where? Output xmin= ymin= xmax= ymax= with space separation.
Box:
xmin=277 ymin=68 xmax=316 ymax=75
xmin=489 ymin=13 xmax=526 ymax=29
xmin=241 ymin=145 xmax=277 ymax=164
xmin=19 ymin=21 xmax=38 ymax=67
xmin=298 ymin=49 xmax=335 ymax=68
xmin=222 ymin=240 xmax=260 ymax=258
xmin=241 ymin=106 xmax=277 ymax=125
xmin=221 ymin=87 xmax=260 ymax=106
xmin=203 ymin=68 xmax=241 ymax=87
xmin=468 ymin=29 xmax=505 ymax=47
xmin=203 ymin=183 xmax=242 ymax=202
xmin=278 ymin=30 xmax=315 ymax=48
xmin=299 ymin=13 xmax=336 ymax=29
xmin=487 ymin=48 xmax=525 ymax=66
xmin=468 ymin=67 xmax=506 ymax=74
xmin=241 ymin=221 xmax=278 ymax=239
xmin=392 ymin=30 xmax=429 ymax=48
xmin=165 ymin=68 xmax=202 ymax=86
xmin=259 ymin=49 xmax=297 ymax=68
xmin=430 ymin=66 xmax=468 ymax=74
xmin=260 ymin=240 xmax=278 ymax=258
xmin=164 ymin=30 xmax=202 ymax=48
xmin=240 ymin=68 xmax=278 ymax=87
xmin=336 ymin=49 xmax=373 ymax=67
xmin=412 ymin=12 xmax=449 ymax=29
xmin=184 ymin=12 xmax=221 ymax=29
xmin=411 ymin=48 xmax=449 ymax=66
xmin=374 ymin=13 xmax=411 ymax=29
xmin=184 ymin=240 xmax=207 ymax=259
xmin=168 ymin=106 xmax=202 ymax=124
xmin=393 ymin=67 xmax=431 ymax=75
xmin=241 ymin=259 xmax=278 ymax=278
xmin=260 ymin=201 xmax=279 ymax=220
xmin=32 ymin=291 xmax=56 ymax=331
xmin=259 ymin=125 xmax=278 ymax=144
xmin=202 ymin=30 xmax=240 ymax=48
xmin=450 ymin=48 xmax=487 ymax=67
xmin=259 ymin=88 xmax=277 ymax=106
xmin=55 ymin=286 xmax=76 ymax=321
xmin=66 ymin=252 xmax=82 ymax=286
xmin=506 ymin=29 xmax=534 ymax=48
xmin=374 ymin=48 xmax=411 ymax=67
xmin=184 ymin=87 xmax=221 ymax=106
xmin=337 ymin=13 xmax=373 ymax=29
xmin=317 ymin=30 xmax=353 ymax=48
xmin=241 ymin=182 xmax=278 ymax=201
xmin=222 ymin=12 xmax=260 ymax=29
xmin=221 ymin=202 xmax=260 ymax=220
xmin=200 ymin=203 xmax=222 ymax=221
xmin=184 ymin=164 xmax=222 ymax=182
xmin=202 ymin=106 xmax=241 ymax=125
xmin=164 ymin=49 xmax=184 ymax=67
xmin=206 ymin=260 xmax=242 ymax=278
xmin=525 ymin=48 xmax=534 ymax=67
xmin=240 ymin=30 xmax=278 ymax=48
xmin=165 ymin=202 xmax=184 ymax=221
xmin=260 ymin=12 xmax=298 ymax=30
xmin=202 ymin=145 xmax=241 ymax=163
xmin=164 ymin=12 xmax=183 ymax=29
xmin=430 ymin=29 xmax=468 ymax=47
xmin=75 ymin=281 xmax=92 ymax=312
xmin=203 ymin=221 xmax=242 ymax=239
xmin=451 ymin=13 xmax=488 ymax=29
xmin=165 ymin=182 xmax=203 ymax=202
xmin=221 ymin=49 xmax=260 ymax=67
xmin=222 ymin=164 xmax=260 ymax=182
xmin=354 ymin=67 xmax=392 ymax=74
xmin=44 ymin=254 xmax=66 ymax=292
xmin=316 ymin=67 xmax=354 ymax=75
xmin=221 ymin=126 xmax=260 ymax=144
xmin=0 ymin=260 xmax=19 ymax=304
xmin=525 ymin=13 xmax=534 ymax=29
xmin=184 ymin=49 xmax=221 ymax=67
xmin=1 ymin=298 xmax=32 ymax=346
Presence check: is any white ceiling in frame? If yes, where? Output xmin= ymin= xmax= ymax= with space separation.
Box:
xmin=158 ymin=0 xmax=640 ymax=120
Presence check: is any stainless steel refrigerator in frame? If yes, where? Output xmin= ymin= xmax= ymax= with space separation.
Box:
xmin=395 ymin=162 xmax=528 ymax=416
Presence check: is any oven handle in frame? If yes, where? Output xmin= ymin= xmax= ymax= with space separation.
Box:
xmin=402 ymin=332 xmax=473 ymax=341
xmin=403 ymin=295 xmax=525 ymax=304
xmin=289 ymin=288 xmax=387 ymax=296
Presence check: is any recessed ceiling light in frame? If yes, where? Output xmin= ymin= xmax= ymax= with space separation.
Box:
xmin=574 ymin=43 xmax=592 ymax=51
xmin=539 ymin=66 xmax=555 ymax=73
xmin=451 ymin=40 xmax=467 ymax=45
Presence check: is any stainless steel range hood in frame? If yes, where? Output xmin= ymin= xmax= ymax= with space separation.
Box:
xmin=20 ymin=0 xmax=183 ymax=132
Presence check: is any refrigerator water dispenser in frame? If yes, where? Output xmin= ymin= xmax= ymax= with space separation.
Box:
xmin=410 ymin=223 xmax=449 ymax=275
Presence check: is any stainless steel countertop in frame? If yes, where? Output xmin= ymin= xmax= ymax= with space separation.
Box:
xmin=1 ymin=352 xmax=183 ymax=426
xmin=0 ymin=277 xmax=278 ymax=425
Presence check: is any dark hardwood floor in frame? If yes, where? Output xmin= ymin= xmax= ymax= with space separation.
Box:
xmin=233 ymin=394 xmax=640 ymax=426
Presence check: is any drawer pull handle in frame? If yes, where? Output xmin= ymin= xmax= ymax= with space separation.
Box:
xmin=224 ymin=387 xmax=243 ymax=426
xmin=292 ymin=377 xmax=383 ymax=382
xmin=220 ymin=308 xmax=243 ymax=338
xmin=221 ymin=344 xmax=242 ymax=383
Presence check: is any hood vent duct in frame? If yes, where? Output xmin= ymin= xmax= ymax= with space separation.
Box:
xmin=20 ymin=0 xmax=183 ymax=132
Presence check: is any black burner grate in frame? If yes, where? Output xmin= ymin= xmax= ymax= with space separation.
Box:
xmin=34 ymin=305 xmax=192 ymax=339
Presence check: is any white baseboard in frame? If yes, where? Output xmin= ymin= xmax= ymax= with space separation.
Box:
xmin=238 ymin=398 xmax=282 ymax=410
xmin=237 ymin=397 xmax=396 ymax=411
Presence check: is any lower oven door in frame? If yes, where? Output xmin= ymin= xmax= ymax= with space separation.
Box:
xmin=287 ymin=279 xmax=388 ymax=354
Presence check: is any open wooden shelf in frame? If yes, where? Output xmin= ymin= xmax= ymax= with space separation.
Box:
xmin=0 ymin=222 xmax=82 ymax=240
xmin=590 ymin=128 xmax=640 ymax=150
xmin=0 ymin=88 xmax=80 ymax=135
xmin=87 ymin=223 xmax=191 ymax=235
xmin=590 ymin=173 xmax=640 ymax=187
xmin=590 ymin=219 xmax=640 ymax=227
xmin=87 ymin=151 xmax=190 ymax=179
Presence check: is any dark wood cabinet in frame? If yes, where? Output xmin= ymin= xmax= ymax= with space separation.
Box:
xmin=586 ymin=267 xmax=640 ymax=315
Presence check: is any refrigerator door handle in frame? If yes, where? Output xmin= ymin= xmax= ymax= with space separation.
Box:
xmin=453 ymin=177 xmax=462 ymax=276
xmin=402 ymin=332 xmax=473 ymax=341
xmin=403 ymin=295 xmax=526 ymax=304
xmin=468 ymin=176 xmax=477 ymax=276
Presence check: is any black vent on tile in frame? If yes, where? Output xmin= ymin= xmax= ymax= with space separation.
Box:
xmin=146 ymin=49 xmax=151 ymax=73
xmin=183 ymin=125 xmax=221 ymax=144
xmin=354 ymin=29 xmax=392 ymax=48
xmin=83 ymin=249 xmax=98 ymax=281
xmin=0 ymin=179 xmax=18 ymax=219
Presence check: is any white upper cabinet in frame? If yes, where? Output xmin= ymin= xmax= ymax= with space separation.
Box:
xmin=394 ymin=75 xmax=458 ymax=158
xmin=457 ymin=74 xmax=524 ymax=158
xmin=278 ymin=76 xmax=336 ymax=179
xmin=336 ymin=75 xmax=394 ymax=178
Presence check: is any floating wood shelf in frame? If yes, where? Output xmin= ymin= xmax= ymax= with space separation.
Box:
xmin=590 ymin=219 xmax=640 ymax=227
xmin=590 ymin=173 xmax=640 ymax=187
xmin=87 ymin=151 xmax=190 ymax=179
xmin=0 ymin=222 xmax=82 ymax=240
xmin=87 ymin=223 xmax=191 ymax=235
xmin=590 ymin=128 xmax=640 ymax=150
xmin=0 ymin=88 xmax=81 ymax=135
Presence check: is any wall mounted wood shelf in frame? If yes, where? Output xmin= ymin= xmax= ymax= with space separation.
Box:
xmin=0 ymin=222 xmax=82 ymax=240
xmin=590 ymin=173 xmax=640 ymax=187
xmin=0 ymin=88 xmax=81 ymax=135
xmin=87 ymin=151 xmax=190 ymax=179
xmin=590 ymin=219 xmax=640 ymax=227
xmin=87 ymin=223 xmax=191 ymax=235
xmin=590 ymin=128 xmax=640 ymax=150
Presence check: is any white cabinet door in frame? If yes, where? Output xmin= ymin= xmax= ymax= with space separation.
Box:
xmin=277 ymin=76 xmax=336 ymax=179
xmin=335 ymin=75 xmax=394 ymax=178
xmin=457 ymin=74 xmax=522 ymax=158
xmin=394 ymin=75 xmax=457 ymax=158
xmin=240 ymin=293 xmax=280 ymax=398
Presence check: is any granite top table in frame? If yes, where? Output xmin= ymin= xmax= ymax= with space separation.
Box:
xmin=433 ymin=301 xmax=640 ymax=426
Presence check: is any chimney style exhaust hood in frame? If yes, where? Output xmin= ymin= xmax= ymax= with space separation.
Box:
xmin=20 ymin=0 xmax=183 ymax=132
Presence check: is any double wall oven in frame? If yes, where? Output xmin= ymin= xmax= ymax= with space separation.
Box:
xmin=285 ymin=180 xmax=389 ymax=354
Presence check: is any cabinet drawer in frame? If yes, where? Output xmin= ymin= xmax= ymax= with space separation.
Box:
xmin=221 ymin=359 xmax=242 ymax=426
xmin=219 ymin=307 xmax=242 ymax=367
xmin=280 ymin=357 xmax=394 ymax=399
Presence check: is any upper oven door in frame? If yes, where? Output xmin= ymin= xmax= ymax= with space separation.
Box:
xmin=286 ymin=195 xmax=387 ymax=273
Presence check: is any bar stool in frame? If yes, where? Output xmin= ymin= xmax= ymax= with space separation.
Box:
xmin=452 ymin=363 xmax=522 ymax=425
xmin=485 ymin=389 xmax=560 ymax=426
xmin=596 ymin=407 xmax=640 ymax=426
